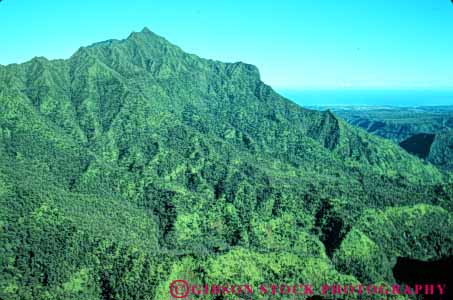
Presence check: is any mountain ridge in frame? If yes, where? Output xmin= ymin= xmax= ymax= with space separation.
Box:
xmin=2 ymin=28 xmax=442 ymax=178
xmin=0 ymin=28 xmax=451 ymax=300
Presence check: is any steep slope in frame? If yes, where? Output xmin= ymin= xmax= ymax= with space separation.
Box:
xmin=329 ymin=106 xmax=453 ymax=142
xmin=319 ymin=106 xmax=453 ymax=170
xmin=428 ymin=130 xmax=453 ymax=170
xmin=1 ymin=28 xmax=451 ymax=300
xmin=399 ymin=133 xmax=436 ymax=159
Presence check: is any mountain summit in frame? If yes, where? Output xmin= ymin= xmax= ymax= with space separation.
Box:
xmin=141 ymin=26 xmax=153 ymax=33
xmin=0 ymin=29 xmax=451 ymax=300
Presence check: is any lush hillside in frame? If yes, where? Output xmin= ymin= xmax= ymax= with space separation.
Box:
xmin=326 ymin=106 xmax=453 ymax=142
xmin=1 ymin=28 xmax=452 ymax=300
xmin=319 ymin=106 xmax=453 ymax=170
xmin=398 ymin=130 xmax=453 ymax=172
xmin=427 ymin=130 xmax=453 ymax=171
xmin=399 ymin=133 xmax=436 ymax=159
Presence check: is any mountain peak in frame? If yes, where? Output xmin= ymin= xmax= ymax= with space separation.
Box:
xmin=127 ymin=27 xmax=166 ymax=43
xmin=141 ymin=27 xmax=152 ymax=34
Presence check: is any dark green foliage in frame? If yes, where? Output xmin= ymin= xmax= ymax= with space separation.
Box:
xmin=1 ymin=29 xmax=452 ymax=299
xmin=333 ymin=204 xmax=452 ymax=283
xmin=326 ymin=106 xmax=453 ymax=170
xmin=328 ymin=106 xmax=453 ymax=142
xmin=399 ymin=133 xmax=435 ymax=158
xmin=428 ymin=130 xmax=453 ymax=170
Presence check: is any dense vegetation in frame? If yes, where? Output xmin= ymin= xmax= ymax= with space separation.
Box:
xmin=323 ymin=106 xmax=453 ymax=170
xmin=427 ymin=130 xmax=453 ymax=170
xmin=0 ymin=28 xmax=452 ymax=300
xmin=326 ymin=106 xmax=453 ymax=142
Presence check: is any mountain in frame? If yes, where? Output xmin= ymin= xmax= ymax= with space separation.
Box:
xmin=1 ymin=28 xmax=452 ymax=300
xmin=321 ymin=106 xmax=453 ymax=170
xmin=397 ymin=129 xmax=453 ymax=171
xmin=399 ymin=133 xmax=436 ymax=159
xmin=327 ymin=106 xmax=453 ymax=142
xmin=427 ymin=130 xmax=453 ymax=170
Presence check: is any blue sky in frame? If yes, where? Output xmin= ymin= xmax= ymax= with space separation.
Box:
xmin=1 ymin=0 xmax=453 ymax=89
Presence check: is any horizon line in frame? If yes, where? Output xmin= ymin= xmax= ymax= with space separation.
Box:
xmin=275 ymin=86 xmax=453 ymax=91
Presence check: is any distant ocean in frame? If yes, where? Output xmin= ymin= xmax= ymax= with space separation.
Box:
xmin=277 ymin=89 xmax=453 ymax=107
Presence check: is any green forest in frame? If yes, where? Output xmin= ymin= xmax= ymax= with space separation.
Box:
xmin=328 ymin=106 xmax=453 ymax=171
xmin=0 ymin=28 xmax=452 ymax=300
